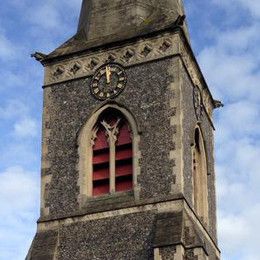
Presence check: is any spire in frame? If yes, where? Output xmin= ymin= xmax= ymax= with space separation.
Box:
xmin=77 ymin=0 xmax=92 ymax=38
xmin=77 ymin=0 xmax=189 ymax=41
xmin=47 ymin=0 xmax=189 ymax=59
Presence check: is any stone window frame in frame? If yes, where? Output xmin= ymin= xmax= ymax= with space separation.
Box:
xmin=191 ymin=125 xmax=209 ymax=226
xmin=77 ymin=103 xmax=140 ymax=205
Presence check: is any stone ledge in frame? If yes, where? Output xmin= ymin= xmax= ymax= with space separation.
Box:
xmin=44 ymin=32 xmax=179 ymax=86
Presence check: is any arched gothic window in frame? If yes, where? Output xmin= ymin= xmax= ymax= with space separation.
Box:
xmin=192 ymin=127 xmax=209 ymax=224
xmin=91 ymin=108 xmax=133 ymax=196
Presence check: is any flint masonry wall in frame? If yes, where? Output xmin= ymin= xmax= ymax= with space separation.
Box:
xmin=30 ymin=203 xmax=220 ymax=260
xmin=41 ymin=57 xmax=181 ymax=220
xmin=181 ymin=63 xmax=217 ymax=242
xmin=41 ymin=54 xmax=217 ymax=240
xmin=29 ymin=42 xmax=221 ymax=260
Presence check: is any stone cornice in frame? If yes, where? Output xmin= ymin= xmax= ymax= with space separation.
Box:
xmin=43 ymin=31 xmax=214 ymax=122
xmin=44 ymin=33 xmax=180 ymax=86
xmin=37 ymin=198 xmax=220 ymax=256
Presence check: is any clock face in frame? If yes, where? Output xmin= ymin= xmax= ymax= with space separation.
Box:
xmin=90 ymin=63 xmax=127 ymax=100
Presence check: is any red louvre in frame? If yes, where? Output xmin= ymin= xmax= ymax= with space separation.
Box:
xmin=92 ymin=125 xmax=110 ymax=196
xmin=93 ymin=128 xmax=108 ymax=151
xmin=93 ymin=181 xmax=109 ymax=196
xmin=93 ymin=151 xmax=109 ymax=164
xmin=116 ymin=177 xmax=133 ymax=192
xmin=115 ymin=148 xmax=132 ymax=161
xmin=117 ymin=123 xmax=132 ymax=145
xmin=93 ymin=167 xmax=110 ymax=181
xmin=115 ymin=120 xmax=133 ymax=192
xmin=92 ymin=109 xmax=133 ymax=196
xmin=115 ymin=164 xmax=132 ymax=177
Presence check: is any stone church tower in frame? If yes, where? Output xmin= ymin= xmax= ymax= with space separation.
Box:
xmin=27 ymin=0 xmax=221 ymax=259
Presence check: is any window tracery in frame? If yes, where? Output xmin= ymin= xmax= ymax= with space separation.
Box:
xmin=91 ymin=109 xmax=133 ymax=196
xmin=192 ymin=127 xmax=209 ymax=225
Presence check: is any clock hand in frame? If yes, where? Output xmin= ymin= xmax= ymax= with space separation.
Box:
xmin=106 ymin=65 xmax=111 ymax=84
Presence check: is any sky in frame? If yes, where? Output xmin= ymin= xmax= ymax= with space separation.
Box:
xmin=0 ymin=0 xmax=259 ymax=259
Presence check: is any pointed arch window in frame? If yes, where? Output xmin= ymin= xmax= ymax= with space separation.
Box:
xmin=91 ymin=108 xmax=133 ymax=196
xmin=192 ymin=127 xmax=209 ymax=224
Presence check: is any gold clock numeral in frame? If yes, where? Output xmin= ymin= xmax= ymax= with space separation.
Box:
xmin=93 ymin=88 xmax=99 ymax=94
xmin=117 ymin=84 xmax=123 ymax=89
xmin=99 ymin=92 xmax=104 ymax=98
xmin=105 ymin=66 xmax=111 ymax=84
xmin=119 ymin=77 xmax=125 ymax=82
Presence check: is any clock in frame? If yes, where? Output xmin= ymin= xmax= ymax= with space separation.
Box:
xmin=90 ymin=63 xmax=127 ymax=100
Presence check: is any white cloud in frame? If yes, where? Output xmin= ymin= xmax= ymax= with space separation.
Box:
xmin=0 ymin=166 xmax=38 ymax=211
xmin=216 ymin=139 xmax=260 ymax=259
xmin=0 ymin=166 xmax=39 ymax=260
xmin=26 ymin=3 xmax=62 ymax=30
xmin=216 ymin=25 xmax=260 ymax=52
xmin=0 ymin=32 xmax=16 ymax=60
xmin=13 ymin=117 xmax=38 ymax=138
xmin=0 ymin=100 xmax=39 ymax=138
xmin=198 ymin=26 xmax=260 ymax=102
xmin=0 ymin=1 xmax=79 ymax=259
xmin=215 ymin=101 xmax=260 ymax=143
xmin=212 ymin=0 xmax=260 ymax=18
xmin=0 ymin=100 xmax=39 ymax=169
xmin=218 ymin=204 xmax=260 ymax=260
xmin=0 ymin=70 xmax=26 ymax=90
xmin=218 ymin=212 xmax=251 ymax=251
xmin=190 ymin=2 xmax=260 ymax=260
xmin=0 ymin=100 xmax=29 ymax=119
xmin=10 ymin=0 xmax=81 ymax=32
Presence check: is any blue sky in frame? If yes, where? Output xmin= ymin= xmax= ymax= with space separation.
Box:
xmin=0 ymin=0 xmax=259 ymax=259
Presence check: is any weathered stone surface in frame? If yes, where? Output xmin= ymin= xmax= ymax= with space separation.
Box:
xmin=181 ymin=65 xmax=217 ymax=242
xmin=153 ymin=212 xmax=183 ymax=247
xmin=47 ymin=0 xmax=189 ymax=59
xmin=57 ymin=212 xmax=155 ymax=260
xmin=159 ymin=246 xmax=176 ymax=260
xmin=42 ymin=57 xmax=178 ymax=219
xmin=26 ymin=230 xmax=58 ymax=260
xmin=27 ymin=208 xmax=219 ymax=260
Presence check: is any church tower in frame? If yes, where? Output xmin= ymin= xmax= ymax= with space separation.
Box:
xmin=27 ymin=0 xmax=221 ymax=259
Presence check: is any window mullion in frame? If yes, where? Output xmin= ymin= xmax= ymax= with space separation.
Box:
xmin=101 ymin=119 xmax=120 ymax=194
xmin=109 ymin=138 xmax=116 ymax=193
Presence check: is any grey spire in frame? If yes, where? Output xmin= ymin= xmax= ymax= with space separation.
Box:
xmin=77 ymin=0 xmax=189 ymax=41
xmin=77 ymin=0 xmax=92 ymax=38
xmin=47 ymin=0 xmax=189 ymax=59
